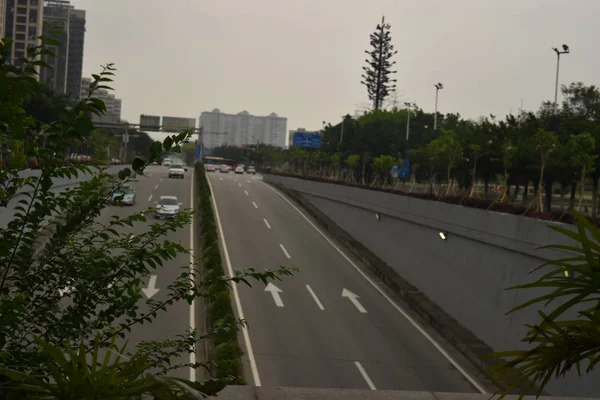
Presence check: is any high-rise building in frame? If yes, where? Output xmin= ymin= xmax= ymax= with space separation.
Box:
xmin=1 ymin=0 xmax=44 ymax=67
xmin=81 ymin=78 xmax=122 ymax=124
xmin=79 ymin=76 xmax=90 ymax=98
xmin=199 ymin=109 xmax=287 ymax=149
xmin=0 ymin=0 xmax=6 ymax=38
xmin=40 ymin=0 xmax=69 ymax=93
xmin=65 ymin=7 xmax=84 ymax=98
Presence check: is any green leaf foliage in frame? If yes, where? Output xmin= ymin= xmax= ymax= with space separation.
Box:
xmin=488 ymin=210 xmax=600 ymax=398
xmin=0 ymin=36 xmax=294 ymax=398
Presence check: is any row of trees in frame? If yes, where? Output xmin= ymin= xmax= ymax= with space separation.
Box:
xmin=0 ymin=79 xmax=156 ymax=169
xmin=212 ymin=81 xmax=600 ymax=217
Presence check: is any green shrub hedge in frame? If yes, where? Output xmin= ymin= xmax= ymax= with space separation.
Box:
xmin=195 ymin=162 xmax=245 ymax=384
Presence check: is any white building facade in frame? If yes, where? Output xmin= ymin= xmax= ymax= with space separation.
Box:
xmin=81 ymin=77 xmax=122 ymax=123
xmin=199 ymin=109 xmax=287 ymax=149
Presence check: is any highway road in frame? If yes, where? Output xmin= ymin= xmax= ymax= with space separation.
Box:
xmin=207 ymin=171 xmax=487 ymax=393
xmin=67 ymin=165 xmax=197 ymax=380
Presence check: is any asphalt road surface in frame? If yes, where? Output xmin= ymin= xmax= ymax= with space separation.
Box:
xmin=207 ymin=170 xmax=487 ymax=393
xmin=91 ymin=165 xmax=196 ymax=380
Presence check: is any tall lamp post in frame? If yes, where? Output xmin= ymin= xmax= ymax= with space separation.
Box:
xmin=339 ymin=114 xmax=351 ymax=149
xmin=433 ymin=82 xmax=444 ymax=130
xmin=552 ymin=44 xmax=570 ymax=108
xmin=404 ymin=102 xmax=416 ymax=140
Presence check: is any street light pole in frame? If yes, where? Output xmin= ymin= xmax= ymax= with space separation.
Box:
xmin=404 ymin=102 xmax=416 ymax=140
xmin=338 ymin=114 xmax=351 ymax=150
xmin=434 ymin=83 xmax=444 ymax=131
xmin=552 ymin=44 xmax=570 ymax=108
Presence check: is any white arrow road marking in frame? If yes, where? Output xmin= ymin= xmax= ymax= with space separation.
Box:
xmin=279 ymin=244 xmax=291 ymax=259
xmin=246 ymin=180 xmax=251 ymax=183
xmin=244 ymin=190 xmax=249 ymax=196
xmin=263 ymin=218 xmax=271 ymax=229
xmin=342 ymin=288 xmax=367 ymax=313
xmin=264 ymin=282 xmax=284 ymax=307
xmin=306 ymin=285 xmax=325 ymax=310
xmin=355 ymin=361 xmax=376 ymax=390
xmin=142 ymin=275 xmax=160 ymax=299
xmin=252 ymin=201 xmax=258 ymax=209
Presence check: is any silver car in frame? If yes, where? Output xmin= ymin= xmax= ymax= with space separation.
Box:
xmin=154 ymin=196 xmax=182 ymax=219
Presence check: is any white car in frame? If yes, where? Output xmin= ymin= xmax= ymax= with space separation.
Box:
xmin=247 ymin=166 xmax=256 ymax=174
xmin=154 ymin=196 xmax=182 ymax=219
xmin=219 ymin=165 xmax=230 ymax=173
xmin=206 ymin=164 xmax=216 ymax=172
xmin=234 ymin=165 xmax=244 ymax=174
xmin=169 ymin=164 xmax=185 ymax=179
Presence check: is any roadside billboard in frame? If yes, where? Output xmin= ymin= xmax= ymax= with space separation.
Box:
xmin=161 ymin=116 xmax=196 ymax=132
xmin=292 ymin=132 xmax=321 ymax=148
xmin=139 ymin=114 xmax=161 ymax=131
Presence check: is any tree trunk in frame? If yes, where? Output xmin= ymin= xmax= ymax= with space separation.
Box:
xmin=577 ymin=166 xmax=586 ymax=211
xmin=445 ymin=165 xmax=452 ymax=196
xmin=592 ymin=174 xmax=599 ymax=218
xmin=544 ymin=176 xmax=553 ymax=213
xmin=469 ymin=160 xmax=478 ymax=198
xmin=569 ymin=182 xmax=577 ymax=210
xmin=536 ymin=162 xmax=546 ymax=212
xmin=484 ymin=175 xmax=490 ymax=200
xmin=559 ymin=181 xmax=567 ymax=211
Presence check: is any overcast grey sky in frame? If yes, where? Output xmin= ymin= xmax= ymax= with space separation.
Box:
xmin=70 ymin=0 xmax=599 ymax=132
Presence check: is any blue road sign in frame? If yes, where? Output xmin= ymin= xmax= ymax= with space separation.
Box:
xmin=390 ymin=165 xmax=399 ymax=178
xmin=399 ymin=159 xmax=410 ymax=179
xmin=293 ymin=132 xmax=321 ymax=148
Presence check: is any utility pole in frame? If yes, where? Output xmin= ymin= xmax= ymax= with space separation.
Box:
xmin=552 ymin=44 xmax=570 ymax=109
xmin=433 ymin=83 xmax=444 ymax=131
xmin=404 ymin=102 xmax=416 ymax=140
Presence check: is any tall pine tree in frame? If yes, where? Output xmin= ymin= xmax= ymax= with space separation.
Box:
xmin=361 ymin=16 xmax=398 ymax=110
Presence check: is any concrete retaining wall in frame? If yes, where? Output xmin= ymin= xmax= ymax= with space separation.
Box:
xmin=264 ymin=174 xmax=599 ymax=398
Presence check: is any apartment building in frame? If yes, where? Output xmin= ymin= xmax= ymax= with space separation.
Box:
xmin=65 ymin=7 xmax=84 ymax=97
xmin=1 ymin=0 xmax=44 ymax=66
xmin=81 ymin=77 xmax=123 ymax=124
xmin=0 ymin=0 xmax=6 ymax=38
xmin=40 ymin=0 xmax=69 ymax=93
xmin=199 ymin=109 xmax=287 ymax=149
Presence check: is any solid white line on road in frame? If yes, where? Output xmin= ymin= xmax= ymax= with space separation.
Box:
xmin=279 ymin=244 xmax=291 ymax=259
xmin=154 ymin=184 xmax=159 ymax=190
xmin=354 ymin=362 xmax=376 ymax=390
xmin=252 ymin=201 xmax=258 ymax=209
xmin=263 ymin=183 xmax=488 ymax=394
xmin=263 ymin=218 xmax=271 ymax=229
xmin=238 ymin=183 xmax=242 ymax=187
xmin=220 ymin=177 xmax=223 ymax=181
xmin=160 ymin=178 xmax=163 ymax=182
xmin=306 ymin=285 xmax=325 ymax=311
xmin=189 ymin=168 xmax=196 ymax=381
xmin=148 ymin=195 xmax=153 ymax=202
xmin=206 ymin=171 xmax=262 ymax=386
xmin=244 ymin=190 xmax=249 ymax=196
